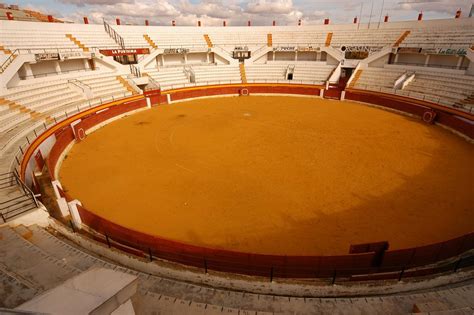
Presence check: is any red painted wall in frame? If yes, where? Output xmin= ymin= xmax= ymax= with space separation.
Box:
xmin=345 ymin=90 xmax=474 ymax=139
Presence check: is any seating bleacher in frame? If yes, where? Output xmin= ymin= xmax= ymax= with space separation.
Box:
xmin=401 ymin=28 xmax=474 ymax=49
xmin=293 ymin=63 xmax=336 ymax=84
xmin=402 ymin=70 xmax=474 ymax=110
xmin=352 ymin=67 xmax=406 ymax=92
xmin=246 ymin=63 xmax=288 ymax=82
xmin=193 ymin=64 xmax=241 ymax=84
xmin=145 ymin=67 xmax=190 ymax=90
xmin=0 ymin=29 xmax=81 ymax=53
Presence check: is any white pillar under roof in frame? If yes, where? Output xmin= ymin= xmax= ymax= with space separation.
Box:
xmin=83 ymin=58 xmax=90 ymax=70
xmin=54 ymin=61 xmax=61 ymax=74
xmin=23 ymin=63 xmax=33 ymax=78
xmin=456 ymin=56 xmax=463 ymax=69
xmin=424 ymin=54 xmax=430 ymax=66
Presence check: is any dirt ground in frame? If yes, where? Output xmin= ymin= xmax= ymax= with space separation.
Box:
xmin=59 ymin=96 xmax=474 ymax=255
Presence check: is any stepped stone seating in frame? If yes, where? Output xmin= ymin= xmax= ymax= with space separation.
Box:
xmin=272 ymin=31 xmax=326 ymax=47
xmin=353 ymin=67 xmax=406 ymax=92
xmin=401 ymin=28 xmax=474 ymax=49
xmin=402 ymin=71 xmax=474 ymax=111
xmin=147 ymin=30 xmax=208 ymax=49
xmin=16 ymin=267 xmax=138 ymax=314
xmin=80 ymin=74 xmax=132 ymax=100
xmin=2 ymin=83 xmax=83 ymax=113
xmin=0 ymin=29 xmax=80 ymax=53
xmin=145 ymin=68 xmax=190 ymax=90
xmin=0 ymin=72 xmax=133 ymax=155
xmin=331 ymin=29 xmax=402 ymax=49
xmin=352 ymin=66 xmax=474 ymax=113
xmin=72 ymin=30 xmax=121 ymax=51
xmin=0 ymin=225 xmax=80 ymax=293
xmin=246 ymin=63 xmax=288 ymax=82
xmin=0 ymin=224 xmax=473 ymax=313
xmin=292 ymin=63 xmax=336 ymax=84
xmin=209 ymin=30 xmax=267 ymax=47
xmin=192 ymin=64 xmax=241 ymax=84
xmin=114 ymin=26 xmax=152 ymax=49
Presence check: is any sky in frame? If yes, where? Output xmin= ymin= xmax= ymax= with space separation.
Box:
xmin=13 ymin=0 xmax=474 ymax=26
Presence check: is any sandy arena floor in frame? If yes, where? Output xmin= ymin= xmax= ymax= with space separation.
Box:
xmin=59 ymin=96 xmax=474 ymax=255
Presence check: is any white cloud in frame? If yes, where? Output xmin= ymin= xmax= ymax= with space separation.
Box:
xmin=60 ymin=0 xmax=134 ymax=6
xmin=31 ymin=0 xmax=473 ymax=26
xmin=246 ymin=0 xmax=294 ymax=14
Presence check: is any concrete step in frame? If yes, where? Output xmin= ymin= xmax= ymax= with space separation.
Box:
xmin=16 ymin=267 xmax=138 ymax=315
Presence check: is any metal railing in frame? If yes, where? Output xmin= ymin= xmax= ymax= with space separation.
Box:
xmin=129 ymin=64 xmax=141 ymax=77
xmin=0 ymin=49 xmax=18 ymax=74
xmin=68 ymin=79 xmax=92 ymax=94
xmin=0 ymin=170 xmax=39 ymax=223
xmin=392 ymin=62 xmax=468 ymax=71
xmin=103 ymin=19 xmax=125 ymax=49
xmin=143 ymin=75 xmax=161 ymax=91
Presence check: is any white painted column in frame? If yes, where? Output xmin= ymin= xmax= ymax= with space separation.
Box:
xmin=23 ymin=63 xmax=33 ymax=78
xmin=206 ymin=52 xmax=210 ymax=64
xmin=340 ymin=90 xmax=346 ymax=100
xmin=160 ymin=54 xmax=165 ymax=66
xmin=57 ymin=198 xmax=70 ymax=217
xmin=50 ymin=180 xmax=71 ymax=217
xmin=316 ymin=52 xmax=321 ymax=61
xmin=456 ymin=56 xmax=464 ymax=69
xmin=54 ymin=61 xmax=62 ymax=75
xmin=51 ymin=180 xmax=63 ymax=199
xmin=394 ymin=53 xmax=399 ymax=63
xmin=83 ymin=58 xmax=90 ymax=70
xmin=146 ymin=97 xmax=151 ymax=108
xmin=272 ymin=51 xmax=275 ymax=61
xmin=68 ymin=200 xmax=83 ymax=229
xmin=424 ymin=54 xmax=430 ymax=67
xmin=183 ymin=53 xmax=188 ymax=65
xmin=295 ymin=51 xmax=298 ymax=61
xmin=166 ymin=94 xmax=171 ymax=104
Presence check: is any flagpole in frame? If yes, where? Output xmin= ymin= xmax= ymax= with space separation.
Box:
xmin=378 ymin=0 xmax=385 ymax=29
xmin=368 ymin=0 xmax=374 ymax=29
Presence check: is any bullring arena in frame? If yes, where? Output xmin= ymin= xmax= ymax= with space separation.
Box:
xmin=59 ymin=96 xmax=474 ymax=256
xmin=0 ymin=3 xmax=474 ymax=314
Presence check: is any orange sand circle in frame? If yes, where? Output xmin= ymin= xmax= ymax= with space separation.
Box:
xmin=59 ymin=96 xmax=474 ymax=255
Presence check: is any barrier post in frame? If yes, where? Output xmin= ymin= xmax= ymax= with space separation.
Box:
xmin=270 ymin=267 xmax=274 ymax=282
xmin=105 ymin=234 xmax=111 ymax=248
xmin=454 ymin=257 xmax=463 ymax=272
xmin=69 ymin=220 xmax=75 ymax=233
xmin=148 ymin=248 xmax=153 ymax=262
xmin=398 ymin=266 xmax=405 ymax=281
